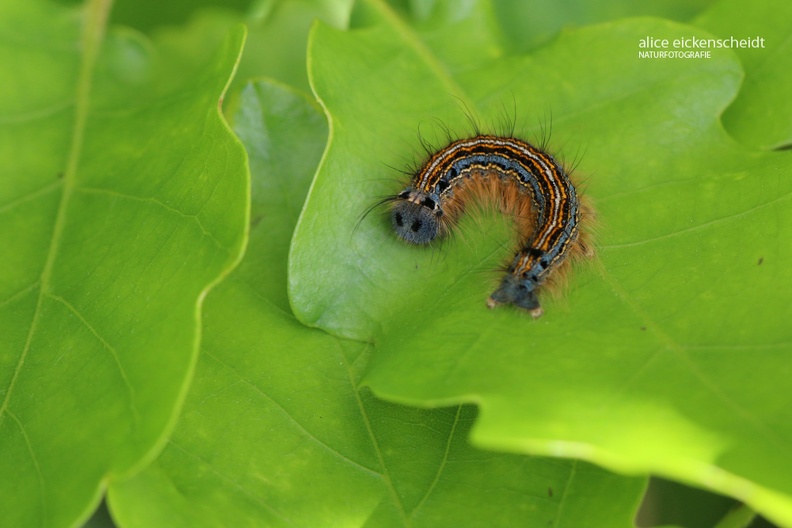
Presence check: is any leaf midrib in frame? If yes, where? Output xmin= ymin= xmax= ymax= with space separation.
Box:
xmin=0 ymin=0 xmax=112 ymax=418
xmin=363 ymin=0 xmax=473 ymax=109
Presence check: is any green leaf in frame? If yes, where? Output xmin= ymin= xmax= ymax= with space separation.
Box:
xmin=695 ymin=0 xmax=792 ymax=149
xmin=289 ymin=0 xmax=792 ymax=525
xmin=490 ymin=0 xmax=719 ymax=51
xmin=107 ymin=80 xmax=645 ymax=528
xmin=0 ymin=1 xmax=248 ymax=526
xmin=241 ymin=0 xmax=353 ymax=92
xmin=144 ymin=0 xmax=353 ymax=99
xmin=349 ymin=0 xmax=502 ymax=72
xmin=109 ymin=0 xmax=252 ymax=32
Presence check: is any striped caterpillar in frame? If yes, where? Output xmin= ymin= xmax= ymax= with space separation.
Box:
xmin=389 ymin=133 xmax=594 ymax=318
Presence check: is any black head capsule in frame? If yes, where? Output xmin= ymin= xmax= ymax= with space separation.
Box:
xmin=391 ymin=191 xmax=440 ymax=244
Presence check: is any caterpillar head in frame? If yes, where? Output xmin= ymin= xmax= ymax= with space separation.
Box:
xmin=391 ymin=190 xmax=442 ymax=245
xmin=487 ymin=273 xmax=544 ymax=318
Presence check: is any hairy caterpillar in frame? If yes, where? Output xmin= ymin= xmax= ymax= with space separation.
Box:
xmin=388 ymin=132 xmax=594 ymax=318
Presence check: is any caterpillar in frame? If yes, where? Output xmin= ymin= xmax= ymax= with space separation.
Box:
xmin=389 ymin=133 xmax=594 ymax=318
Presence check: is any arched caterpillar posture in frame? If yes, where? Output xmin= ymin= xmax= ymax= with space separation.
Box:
xmin=390 ymin=134 xmax=594 ymax=318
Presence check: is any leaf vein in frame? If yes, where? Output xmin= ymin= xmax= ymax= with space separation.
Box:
xmin=5 ymin=409 xmax=47 ymax=528
xmin=364 ymin=0 xmax=471 ymax=106
xmin=600 ymin=271 xmax=790 ymax=452
xmin=166 ymin=440 xmax=298 ymax=526
xmin=602 ymin=190 xmax=792 ymax=249
xmin=339 ymin=348 xmax=412 ymax=526
xmin=551 ymin=459 xmax=577 ymax=528
xmin=410 ymin=405 xmax=462 ymax=519
xmin=77 ymin=186 xmax=230 ymax=253
xmin=0 ymin=282 xmax=40 ymax=309
xmin=201 ymin=349 xmax=381 ymax=477
xmin=0 ymin=0 xmax=111 ymax=430
xmin=0 ymin=98 xmax=73 ymax=125
xmin=47 ymin=293 xmax=141 ymax=427
xmin=0 ymin=180 xmax=63 ymax=214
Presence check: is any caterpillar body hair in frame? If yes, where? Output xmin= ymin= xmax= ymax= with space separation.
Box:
xmin=389 ymin=133 xmax=594 ymax=318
